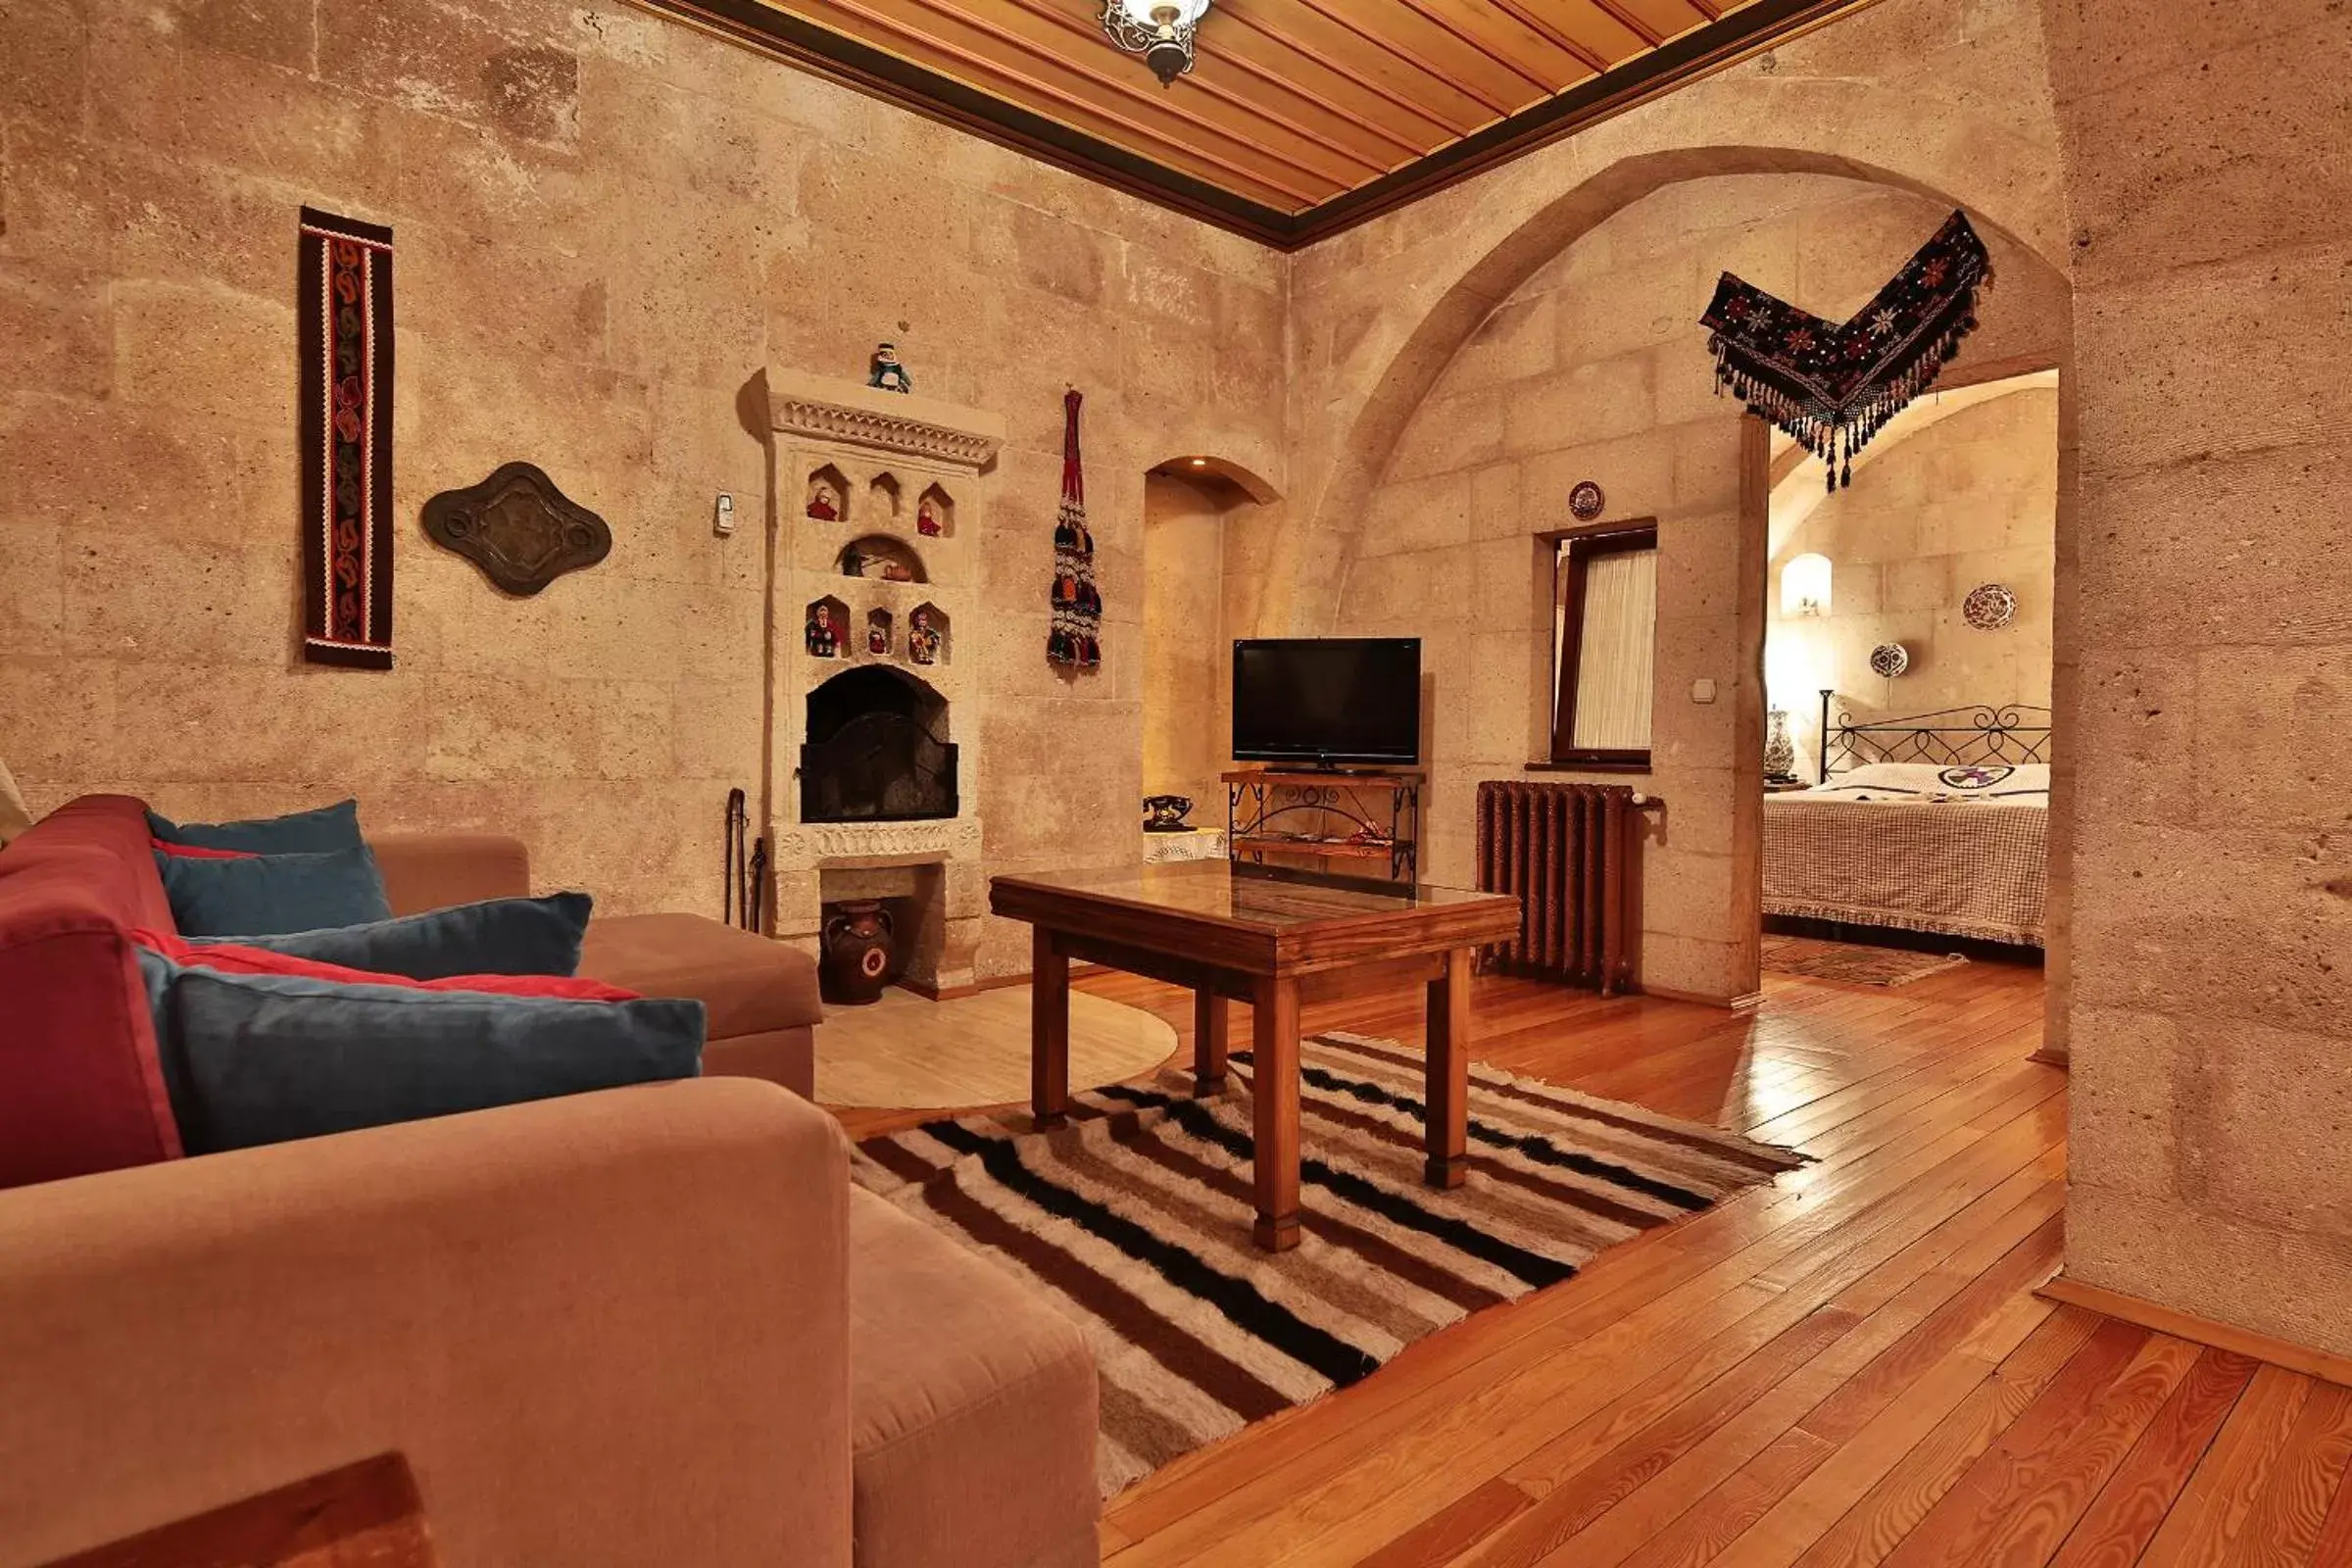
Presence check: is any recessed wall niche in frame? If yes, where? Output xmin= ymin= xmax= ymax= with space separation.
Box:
xmin=865 ymin=607 xmax=894 ymax=657
xmin=909 ymin=603 xmax=949 ymax=665
xmin=804 ymin=595 xmax=849 ymax=658
xmin=839 ymin=534 xmax=926 ymax=583
xmin=867 ymin=471 xmax=902 ymax=523
xmin=806 ymin=465 xmax=848 ymax=523
xmin=916 ymin=483 xmax=954 ymax=539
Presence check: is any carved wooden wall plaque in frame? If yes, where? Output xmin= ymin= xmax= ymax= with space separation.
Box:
xmin=420 ymin=462 xmax=611 ymax=596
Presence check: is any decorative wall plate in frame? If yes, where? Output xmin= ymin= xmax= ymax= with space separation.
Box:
xmin=1869 ymin=641 xmax=1911 ymax=678
xmin=1569 ymin=480 xmax=1605 ymax=521
xmin=1963 ymin=582 xmax=2018 ymax=629
xmin=421 ymin=462 xmax=611 ymax=596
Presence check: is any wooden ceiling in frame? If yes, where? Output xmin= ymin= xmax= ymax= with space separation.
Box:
xmin=639 ymin=0 xmax=1876 ymax=248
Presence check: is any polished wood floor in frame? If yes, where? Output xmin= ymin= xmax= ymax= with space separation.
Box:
xmin=997 ymin=956 xmax=2352 ymax=1568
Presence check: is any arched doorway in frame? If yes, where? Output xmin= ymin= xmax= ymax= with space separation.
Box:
xmin=1282 ymin=150 xmax=2076 ymax=1029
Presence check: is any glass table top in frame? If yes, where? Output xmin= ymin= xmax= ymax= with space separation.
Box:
xmin=992 ymin=860 xmax=1508 ymax=930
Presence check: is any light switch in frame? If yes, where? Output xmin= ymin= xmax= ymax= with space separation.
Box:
xmin=1690 ymin=678 xmax=1718 ymax=705
xmin=713 ymin=493 xmax=736 ymax=536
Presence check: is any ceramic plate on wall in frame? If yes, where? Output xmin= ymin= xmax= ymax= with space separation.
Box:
xmin=1870 ymin=642 xmax=1911 ymax=678
xmin=1963 ymin=582 xmax=2018 ymax=629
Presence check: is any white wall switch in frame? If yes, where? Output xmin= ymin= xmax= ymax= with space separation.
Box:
xmin=1690 ymin=678 xmax=1718 ymax=704
xmin=713 ymin=492 xmax=736 ymax=536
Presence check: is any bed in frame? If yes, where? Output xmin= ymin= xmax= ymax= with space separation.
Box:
xmin=1762 ymin=696 xmax=2052 ymax=947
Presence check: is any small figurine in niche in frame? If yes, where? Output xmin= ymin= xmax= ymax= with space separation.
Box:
xmin=916 ymin=494 xmax=945 ymax=537
xmin=866 ymin=616 xmax=891 ymax=657
xmin=908 ymin=607 xmax=941 ymax=664
xmin=806 ymin=603 xmax=838 ymax=658
xmin=879 ymin=561 xmax=913 ymax=583
xmin=867 ymin=342 xmax=912 ymax=395
xmin=806 ymin=475 xmax=842 ymax=521
xmin=840 ymin=548 xmax=867 ymax=577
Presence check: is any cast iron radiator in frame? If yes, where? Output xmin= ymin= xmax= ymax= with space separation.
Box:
xmin=1475 ymin=780 xmax=1640 ymax=995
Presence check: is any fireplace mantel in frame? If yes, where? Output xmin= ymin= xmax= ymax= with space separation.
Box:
xmin=765 ymin=368 xmax=1006 ymax=469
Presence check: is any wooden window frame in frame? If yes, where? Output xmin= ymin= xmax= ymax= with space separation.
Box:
xmin=1542 ymin=518 xmax=1660 ymax=772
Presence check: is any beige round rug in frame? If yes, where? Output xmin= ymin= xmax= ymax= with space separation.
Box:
xmin=814 ymin=985 xmax=1179 ymax=1110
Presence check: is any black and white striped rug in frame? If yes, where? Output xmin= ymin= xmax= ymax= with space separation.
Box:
xmin=853 ymin=1031 xmax=1804 ymax=1497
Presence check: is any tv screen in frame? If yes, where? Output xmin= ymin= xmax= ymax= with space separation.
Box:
xmin=1232 ymin=638 xmax=1421 ymax=768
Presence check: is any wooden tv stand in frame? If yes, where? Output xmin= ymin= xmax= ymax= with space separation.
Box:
xmin=1222 ymin=767 xmax=1422 ymax=885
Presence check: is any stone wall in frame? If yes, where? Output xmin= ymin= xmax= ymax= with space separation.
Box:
xmin=0 ymin=0 xmax=1284 ymax=971
xmin=2041 ymin=0 xmax=2352 ymax=1354
xmin=1338 ymin=172 xmax=2065 ymax=1000
xmin=1768 ymin=386 xmax=2060 ymax=777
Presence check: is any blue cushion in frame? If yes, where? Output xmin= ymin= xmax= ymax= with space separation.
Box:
xmin=147 ymin=799 xmax=364 ymax=855
xmin=137 ymin=953 xmax=703 ymax=1153
xmin=200 ymin=893 xmax=593 ymax=979
xmin=156 ymin=846 xmax=393 ymax=937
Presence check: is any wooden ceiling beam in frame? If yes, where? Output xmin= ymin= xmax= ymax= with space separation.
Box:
xmin=1214 ymin=1 xmax=1492 ymax=137
xmin=1480 ymin=0 xmax=1614 ymax=74
xmin=984 ymin=0 xmax=1397 ymax=177
xmin=814 ymin=0 xmax=1343 ymax=203
xmin=1391 ymin=0 xmax=1584 ymax=94
xmin=1587 ymin=0 xmax=1666 ymax=48
xmin=1284 ymin=0 xmax=1522 ymax=119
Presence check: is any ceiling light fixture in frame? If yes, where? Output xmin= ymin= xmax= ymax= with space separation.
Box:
xmin=1101 ymin=0 xmax=1209 ymax=87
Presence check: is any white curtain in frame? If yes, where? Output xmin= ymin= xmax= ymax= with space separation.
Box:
xmin=1571 ymin=548 xmax=1657 ymax=752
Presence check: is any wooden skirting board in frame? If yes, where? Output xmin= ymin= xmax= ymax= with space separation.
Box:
xmin=1642 ymin=984 xmax=1765 ymax=1012
xmin=2036 ymin=1272 xmax=2352 ymax=1390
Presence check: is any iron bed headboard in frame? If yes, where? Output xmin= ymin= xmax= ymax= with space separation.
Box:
xmin=1816 ymin=689 xmax=2053 ymax=780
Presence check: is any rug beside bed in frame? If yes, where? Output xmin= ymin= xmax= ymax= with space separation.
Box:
xmin=853 ymin=1032 xmax=1804 ymax=1497
xmin=1762 ymin=934 xmax=1970 ymax=987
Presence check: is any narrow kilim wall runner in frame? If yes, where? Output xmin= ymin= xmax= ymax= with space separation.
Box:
xmin=297 ymin=207 xmax=395 ymax=668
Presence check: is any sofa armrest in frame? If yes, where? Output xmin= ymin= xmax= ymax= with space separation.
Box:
xmin=0 ymin=1079 xmax=854 ymax=1568
xmin=368 ymin=832 xmax=532 ymax=914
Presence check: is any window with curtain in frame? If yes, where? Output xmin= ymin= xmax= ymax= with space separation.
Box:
xmin=1548 ymin=520 xmax=1659 ymax=768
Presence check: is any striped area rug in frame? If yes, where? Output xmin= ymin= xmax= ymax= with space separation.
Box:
xmin=853 ymin=1031 xmax=1805 ymax=1497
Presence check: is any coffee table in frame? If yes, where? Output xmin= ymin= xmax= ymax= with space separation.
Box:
xmin=989 ymin=862 xmax=1521 ymax=1251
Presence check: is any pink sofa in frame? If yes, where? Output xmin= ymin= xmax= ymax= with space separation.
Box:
xmin=0 ymin=797 xmax=1100 ymax=1568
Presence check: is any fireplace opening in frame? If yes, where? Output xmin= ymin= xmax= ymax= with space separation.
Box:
xmin=802 ymin=667 xmax=958 ymax=823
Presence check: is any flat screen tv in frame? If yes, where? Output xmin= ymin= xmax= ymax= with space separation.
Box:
xmin=1232 ymin=637 xmax=1421 ymax=768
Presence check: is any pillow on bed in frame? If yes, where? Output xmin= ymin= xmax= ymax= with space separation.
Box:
xmin=1818 ymin=761 xmax=2049 ymax=800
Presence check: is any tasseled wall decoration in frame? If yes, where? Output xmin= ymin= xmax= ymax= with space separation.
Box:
xmin=1700 ymin=210 xmax=1993 ymax=491
xmin=1047 ymin=387 xmax=1102 ymax=670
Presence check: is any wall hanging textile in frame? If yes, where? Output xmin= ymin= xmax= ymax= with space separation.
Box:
xmin=1701 ymin=209 xmax=1992 ymax=491
xmin=298 ymin=207 xmax=395 ymax=668
xmin=1048 ymin=387 xmax=1102 ymax=669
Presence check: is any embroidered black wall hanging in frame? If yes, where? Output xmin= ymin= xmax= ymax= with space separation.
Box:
xmin=297 ymin=207 xmax=395 ymax=667
xmin=1047 ymin=388 xmax=1102 ymax=670
xmin=1701 ymin=210 xmax=1992 ymax=491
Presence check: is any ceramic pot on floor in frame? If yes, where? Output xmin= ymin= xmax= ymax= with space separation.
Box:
xmin=820 ymin=900 xmax=896 ymax=1005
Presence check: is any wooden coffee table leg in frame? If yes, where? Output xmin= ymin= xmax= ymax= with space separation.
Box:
xmin=1193 ymin=989 xmax=1229 ymax=1092
xmin=1031 ymin=927 xmax=1070 ymax=1130
xmin=1251 ymin=974 xmax=1301 ymax=1250
xmin=1425 ymin=947 xmax=1471 ymax=1189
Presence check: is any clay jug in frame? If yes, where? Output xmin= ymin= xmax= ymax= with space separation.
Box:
xmin=820 ymin=900 xmax=895 ymax=1005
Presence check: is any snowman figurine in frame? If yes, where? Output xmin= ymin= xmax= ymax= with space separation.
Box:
xmin=867 ymin=341 xmax=912 ymax=395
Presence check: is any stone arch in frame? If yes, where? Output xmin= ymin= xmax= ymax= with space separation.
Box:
xmin=1275 ymin=145 xmax=2072 ymax=636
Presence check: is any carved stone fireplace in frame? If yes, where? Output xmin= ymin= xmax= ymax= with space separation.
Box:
xmin=762 ymin=369 xmax=1003 ymax=995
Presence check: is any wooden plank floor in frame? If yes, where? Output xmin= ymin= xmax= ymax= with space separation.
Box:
xmin=964 ymin=956 xmax=2352 ymax=1568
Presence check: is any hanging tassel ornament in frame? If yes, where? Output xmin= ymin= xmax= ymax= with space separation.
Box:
xmin=1047 ymin=387 xmax=1102 ymax=671
xmin=1701 ymin=210 xmax=1992 ymax=493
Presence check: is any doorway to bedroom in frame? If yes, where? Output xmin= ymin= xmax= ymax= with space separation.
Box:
xmin=1759 ymin=368 xmax=2059 ymax=982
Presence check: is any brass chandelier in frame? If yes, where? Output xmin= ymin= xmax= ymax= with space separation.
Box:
xmin=1100 ymin=0 xmax=1211 ymax=86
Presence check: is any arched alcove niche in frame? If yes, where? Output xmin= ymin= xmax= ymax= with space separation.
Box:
xmin=1140 ymin=456 xmax=1283 ymax=816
